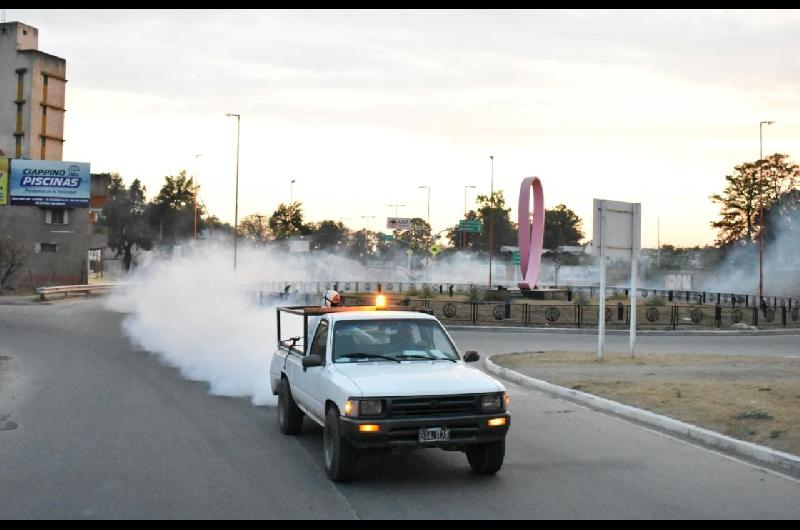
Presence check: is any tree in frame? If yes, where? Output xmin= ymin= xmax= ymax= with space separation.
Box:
xmin=101 ymin=174 xmax=154 ymax=270
xmin=446 ymin=210 xmax=479 ymax=250
xmin=452 ymin=191 xmax=516 ymax=253
xmin=348 ymin=229 xmax=380 ymax=261
xmin=203 ymin=215 xmax=234 ymax=236
xmin=543 ymin=204 xmax=584 ymax=250
xmin=711 ymin=153 xmax=800 ymax=247
xmin=238 ymin=214 xmax=270 ymax=244
xmin=764 ymin=188 xmax=800 ymax=265
xmin=269 ymin=201 xmax=309 ymax=240
xmin=394 ymin=218 xmax=431 ymax=251
xmin=147 ymin=170 xmax=201 ymax=245
xmin=311 ymin=220 xmax=350 ymax=252
xmin=0 ymin=238 xmax=28 ymax=289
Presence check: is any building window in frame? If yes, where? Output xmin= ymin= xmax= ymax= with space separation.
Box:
xmin=40 ymin=243 xmax=58 ymax=253
xmin=45 ymin=209 xmax=69 ymax=225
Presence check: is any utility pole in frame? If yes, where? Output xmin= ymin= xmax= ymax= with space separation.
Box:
xmin=759 ymin=120 xmax=774 ymax=301
xmin=226 ymin=113 xmax=241 ymax=271
xmin=657 ymin=214 xmax=661 ymax=268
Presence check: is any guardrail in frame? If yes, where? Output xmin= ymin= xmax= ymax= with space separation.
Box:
xmin=37 ymin=283 xmax=126 ymax=301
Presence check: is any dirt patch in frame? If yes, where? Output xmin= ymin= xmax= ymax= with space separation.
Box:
xmin=494 ymin=351 xmax=800 ymax=456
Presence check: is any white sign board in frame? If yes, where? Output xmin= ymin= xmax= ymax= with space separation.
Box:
xmin=593 ymin=199 xmax=641 ymax=360
xmin=665 ymin=273 xmax=692 ymax=291
xmin=593 ymin=199 xmax=641 ymax=259
xmin=386 ymin=217 xmax=413 ymax=230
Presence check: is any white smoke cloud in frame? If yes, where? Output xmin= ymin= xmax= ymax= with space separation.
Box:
xmin=103 ymin=238 xmax=520 ymax=407
xmin=105 ymin=241 xmax=327 ymax=407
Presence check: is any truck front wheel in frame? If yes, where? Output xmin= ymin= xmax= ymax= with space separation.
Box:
xmin=324 ymin=407 xmax=357 ymax=482
xmin=466 ymin=440 xmax=505 ymax=475
xmin=278 ymin=379 xmax=303 ymax=435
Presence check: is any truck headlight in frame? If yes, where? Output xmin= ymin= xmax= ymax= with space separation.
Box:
xmin=481 ymin=393 xmax=505 ymax=413
xmin=359 ymin=399 xmax=383 ymax=416
xmin=344 ymin=399 xmax=383 ymax=417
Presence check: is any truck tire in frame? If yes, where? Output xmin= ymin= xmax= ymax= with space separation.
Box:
xmin=466 ymin=440 xmax=505 ymax=475
xmin=278 ymin=379 xmax=303 ymax=435
xmin=324 ymin=406 xmax=357 ymax=482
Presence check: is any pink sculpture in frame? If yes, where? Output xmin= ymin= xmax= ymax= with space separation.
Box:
xmin=517 ymin=177 xmax=544 ymax=289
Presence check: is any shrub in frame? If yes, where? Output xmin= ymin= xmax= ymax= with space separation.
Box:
xmin=467 ymin=284 xmax=485 ymax=303
xmin=420 ymin=284 xmax=436 ymax=299
xmin=573 ymin=292 xmax=590 ymax=306
xmin=649 ymin=295 xmax=666 ymax=306
xmin=485 ymin=288 xmax=512 ymax=302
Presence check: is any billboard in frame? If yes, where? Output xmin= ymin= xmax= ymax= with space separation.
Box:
xmin=386 ymin=217 xmax=412 ymax=230
xmin=9 ymin=160 xmax=91 ymax=207
xmin=0 ymin=159 xmax=8 ymax=205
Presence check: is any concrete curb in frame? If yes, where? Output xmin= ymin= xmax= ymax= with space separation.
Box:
xmin=446 ymin=324 xmax=800 ymax=337
xmin=485 ymin=355 xmax=800 ymax=478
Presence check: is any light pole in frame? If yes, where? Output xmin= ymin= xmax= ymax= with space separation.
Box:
xmin=361 ymin=215 xmax=375 ymax=283
xmin=488 ymin=155 xmax=494 ymax=288
xmin=388 ymin=204 xmax=405 ymax=220
xmin=193 ymin=153 xmax=203 ymax=241
xmin=463 ymin=185 xmax=476 ymax=251
xmin=418 ymin=186 xmax=431 ymax=281
xmin=759 ymin=120 xmax=774 ymax=301
xmin=226 ymin=113 xmax=241 ymax=271
xmin=255 ymin=214 xmax=266 ymax=245
xmin=290 ymin=179 xmax=296 ymax=204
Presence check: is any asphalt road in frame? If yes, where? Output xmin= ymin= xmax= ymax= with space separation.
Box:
xmin=1 ymin=300 xmax=799 ymax=519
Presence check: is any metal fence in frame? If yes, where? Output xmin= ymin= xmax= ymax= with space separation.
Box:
xmin=252 ymin=280 xmax=798 ymax=312
xmin=249 ymin=290 xmax=800 ymax=331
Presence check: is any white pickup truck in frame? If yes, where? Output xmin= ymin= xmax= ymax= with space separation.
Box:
xmin=269 ymin=300 xmax=511 ymax=482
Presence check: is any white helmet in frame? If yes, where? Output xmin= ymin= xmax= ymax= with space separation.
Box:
xmin=322 ymin=289 xmax=341 ymax=307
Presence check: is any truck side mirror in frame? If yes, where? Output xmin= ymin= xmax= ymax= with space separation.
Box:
xmin=463 ymin=351 xmax=480 ymax=363
xmin=302 ymin=355 xmax=323 ymax=370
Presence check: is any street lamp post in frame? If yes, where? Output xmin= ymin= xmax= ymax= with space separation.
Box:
xmin=418 ymin=186 xmax=431 ymax=281
xmin=361 ymin=215 xmax=375 ymax=284
xmin=463 ymin=185 xmax=476 ymax=251
xmin=255 ymin=214 xmax=266 ymax=245
xmin=290 ymin=179 xmax=296 ymax=204
xmin=388 ymin=204 xmax=405 ymax=220
xmin=488 ymin=155 xmax=494 ymax=288
xmin=759 ymin=120 xmax=774 ymax=301
xmin=193 ymin=153 xmax=203 ymax=241
xmin=226 ymin=113 xmax=241 ymax=271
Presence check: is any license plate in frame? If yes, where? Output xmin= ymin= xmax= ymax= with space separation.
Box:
xmin=418 ymin=427 xmax=450 ymax=443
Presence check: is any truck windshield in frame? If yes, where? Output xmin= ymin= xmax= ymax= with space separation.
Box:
xmin=333 ymin=319 xmax=460 ymax=363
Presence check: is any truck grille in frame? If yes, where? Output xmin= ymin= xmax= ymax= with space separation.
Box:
xmin=388 ymin=395 xmax=479 ymax=418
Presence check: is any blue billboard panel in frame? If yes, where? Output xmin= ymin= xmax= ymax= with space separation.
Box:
xmin=9 ymin=160 xmax=91 ymax=207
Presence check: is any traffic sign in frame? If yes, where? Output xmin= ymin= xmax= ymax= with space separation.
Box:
xmin=387 ymin=217 xmax=413 ymax=230
xmin=378 ymin=233 xmax=395 ymax=241
xmin=406 ymin=249 xmax=413 ymax=256
xmin=512 ymin=250 xmax=521 ymax=265
xmin=459 ymin=219 xmax=482 ymax=233
xmin=429 ymin=245 xmax=440 ymax=256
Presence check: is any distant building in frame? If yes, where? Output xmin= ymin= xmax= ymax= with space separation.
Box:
xmin=0 ymin=22 xmax=108 ymax=292
xmin=0 ymin=21 xmax=66 ymax=160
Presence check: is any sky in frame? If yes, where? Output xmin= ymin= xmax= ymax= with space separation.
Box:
xmin=9 ymin=9 xmax=800 ymax=247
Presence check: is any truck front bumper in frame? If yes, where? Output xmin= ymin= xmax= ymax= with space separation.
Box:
xmin=338 ymin=412 xmax=510 ymax=451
